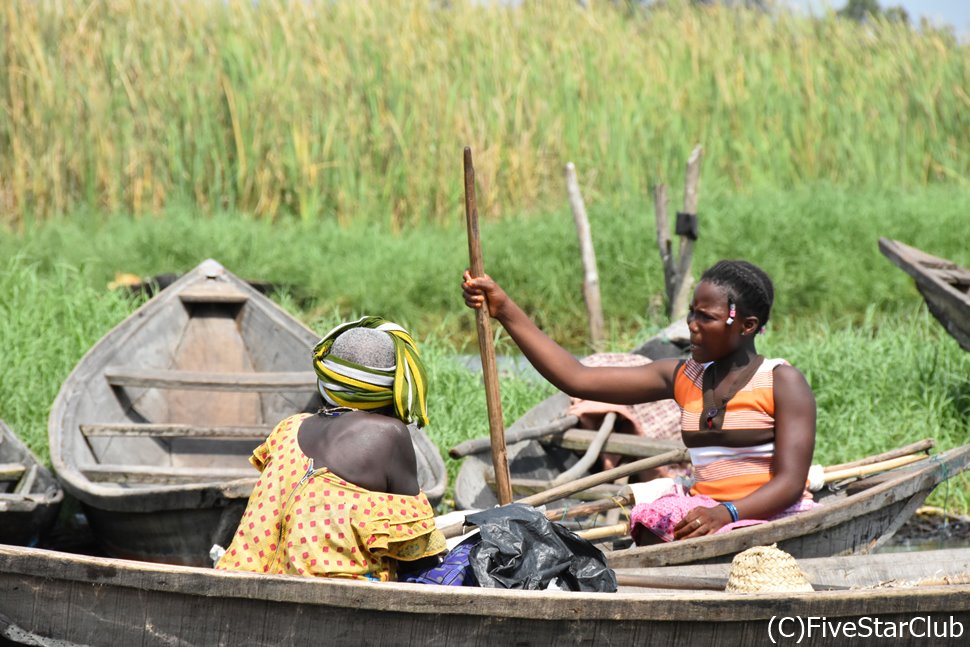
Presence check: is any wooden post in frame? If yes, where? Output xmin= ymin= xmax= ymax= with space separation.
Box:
xmin=564 ymin=162 xmax=604 ymax=350
xmin=463 ymin=147 xmax=513 ymax=506
xmin=653 ymin=182 xmax=675 ymax=306
xmin=668 ymin=145 xmax=703 ymax=320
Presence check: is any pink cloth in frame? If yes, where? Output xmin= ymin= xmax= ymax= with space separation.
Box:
xmin=630 ymin=491 xmax=819 ymax=542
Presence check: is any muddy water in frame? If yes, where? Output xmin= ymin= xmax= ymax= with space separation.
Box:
xmin=878 ymin=515 xmax=970 ymax=553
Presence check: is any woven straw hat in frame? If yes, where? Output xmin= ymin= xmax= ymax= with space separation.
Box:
xmin=725 ymin=545 xmax=814 ymax=593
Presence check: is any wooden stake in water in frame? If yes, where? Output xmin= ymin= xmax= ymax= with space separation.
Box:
xmin=463 ymin=147 xmax=513 ymax=506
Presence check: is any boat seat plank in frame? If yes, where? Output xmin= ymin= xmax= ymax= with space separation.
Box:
xmin=177 ymin=288 xmax=250 ymax=304
xmin=80 ymin=423 xmax=273 ymax=439
xmin=80 ymin=464 xmax=256 ymax=485
xmin=0 ymin=463 xmax=27 ymax=483
xmin=104 ymin=367 xmax=317 ymax=392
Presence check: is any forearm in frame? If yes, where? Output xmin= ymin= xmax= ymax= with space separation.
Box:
xmin=464 ymin=271 xmax=674 ymax=403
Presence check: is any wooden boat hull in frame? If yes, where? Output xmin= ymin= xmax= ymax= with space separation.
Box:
xmin=880 ymin=238 xmax=970 ymax=352
xmin=0 ymin=421 xmax=63 ymax=546
xmin=1 ymin=544 xmax=969 ymax=646
xmin=458 ymin=411 xmax=970 ymax=569
xmin=49 ymin=259 xmax=446 ymax=566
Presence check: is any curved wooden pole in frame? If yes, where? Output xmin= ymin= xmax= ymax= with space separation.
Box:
xmin=463 ymin=147 xmax=512 ymax=505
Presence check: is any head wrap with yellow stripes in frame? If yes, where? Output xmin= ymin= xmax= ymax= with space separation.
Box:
xmin=312 ymin=316 xmax=429 ymax=428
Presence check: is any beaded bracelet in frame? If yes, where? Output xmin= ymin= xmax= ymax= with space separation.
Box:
xmin=720 ymin=501 xmax=740 ymax=523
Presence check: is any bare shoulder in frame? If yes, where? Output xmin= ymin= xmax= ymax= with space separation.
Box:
xmin=773 ymin=363 xmax=811 ymax=387
xmin=772 ymin=363 xmax=815 ymax=403
xmin=353 ymin=413 xmax=411 ymax=444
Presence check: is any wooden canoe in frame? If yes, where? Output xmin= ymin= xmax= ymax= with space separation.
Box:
xmin=48 ymin=259 xmax=446 ymax=567
xmin=456 ymin=402 xmax=970 ymax=569
xmin=879 ymin=238 xmax=970 ymax=352
xmin=1 ymin=544 xmax=969 ymax=646
xmin=0 ymin=420 xmax=62 ymax=546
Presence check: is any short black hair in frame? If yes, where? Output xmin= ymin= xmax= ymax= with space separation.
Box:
xmin=330 ymin=327 xmax=396 ymax=369
xmin=700 ymin=260 xmax=775 ymax=330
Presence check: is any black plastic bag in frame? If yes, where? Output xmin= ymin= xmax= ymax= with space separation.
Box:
xmin=464 ymin=503 xmax=617 ymax=592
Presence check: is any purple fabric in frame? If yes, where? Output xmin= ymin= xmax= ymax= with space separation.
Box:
xmin=402 ymin=541 xmax=476 ymax=586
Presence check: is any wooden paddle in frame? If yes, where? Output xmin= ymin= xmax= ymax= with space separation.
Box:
xmin=463 ymin=146 xmax=512 ymax=506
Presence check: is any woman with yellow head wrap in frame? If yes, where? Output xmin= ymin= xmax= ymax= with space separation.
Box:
xmin=312 ymin=316 xmax=429 ymax=428
xmin=217 ymin=316 xmax=444 ymax=581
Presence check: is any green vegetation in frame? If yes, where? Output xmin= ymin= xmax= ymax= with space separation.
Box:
xmin=2 ymin=183 xmax=969 ymax=508
xmin=2 ymin=0 xmax=968 ymax=225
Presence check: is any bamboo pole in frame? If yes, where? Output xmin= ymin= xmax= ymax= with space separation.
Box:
xmin=575 ymin=521 xmax=629 ymax=542
xmin=823 ymin=439 xmax=934 ymax=473
xmin=564 ymin=162 xmax=604 ymax=350
xmin=463 ymin=147 xmax=512 ymax=506
xmin=823 ymin=453 xmax=929 ymax=483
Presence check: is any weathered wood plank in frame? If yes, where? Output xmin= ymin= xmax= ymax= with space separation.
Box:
xmin=2 ymin=544 xmax=970 ymax=647
xmin=0 ymin=462 xmax=26 ymax=482
xmin=80 ymin=422 xmax=272 ymax=439
xmin=879 ymin=238 xmax=970 ymax=353
xmin=104 ymin=367 xmax=317 ymax=391
xmin=81 ymin=464 xmax=256 ymax=485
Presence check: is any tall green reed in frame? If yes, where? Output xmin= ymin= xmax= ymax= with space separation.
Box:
xmin=2 ymin=0 xmax=968 ymax=226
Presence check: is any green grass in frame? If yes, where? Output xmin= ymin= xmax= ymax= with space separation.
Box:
xmin=2 ymin=183 xmax=969 ymax=509
xmin=3 ymin=183 xmax=968 ymax=344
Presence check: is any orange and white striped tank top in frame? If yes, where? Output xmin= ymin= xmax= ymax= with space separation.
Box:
xmin=674 ymin=357 xmax=808 ymax=502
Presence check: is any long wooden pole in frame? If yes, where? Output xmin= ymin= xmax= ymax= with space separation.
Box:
xmin=564 ymin=162 xmax=604 ymax=350
xmin=463 ymin=147 xmax=513 ymax=506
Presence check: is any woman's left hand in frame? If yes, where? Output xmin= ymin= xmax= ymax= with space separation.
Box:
xmin=673 ymin=504 xmax=733 ymax=540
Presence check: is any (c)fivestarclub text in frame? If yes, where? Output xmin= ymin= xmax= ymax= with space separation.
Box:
xmin=768 ymin=615 xmax=964 ymax=643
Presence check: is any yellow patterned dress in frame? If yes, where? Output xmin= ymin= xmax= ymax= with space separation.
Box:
xmin=216 ymin=413 xmax=446 ymax=581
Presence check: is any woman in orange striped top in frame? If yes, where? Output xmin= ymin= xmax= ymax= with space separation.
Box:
xmin=462 ymin=260 xmax=816 ymax=543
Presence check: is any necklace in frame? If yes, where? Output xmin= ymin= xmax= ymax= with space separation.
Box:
xmin=701 ymin=356 xmax=764 ymax=431
xmin=317 ymin=405 xmax=356 ymax=417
